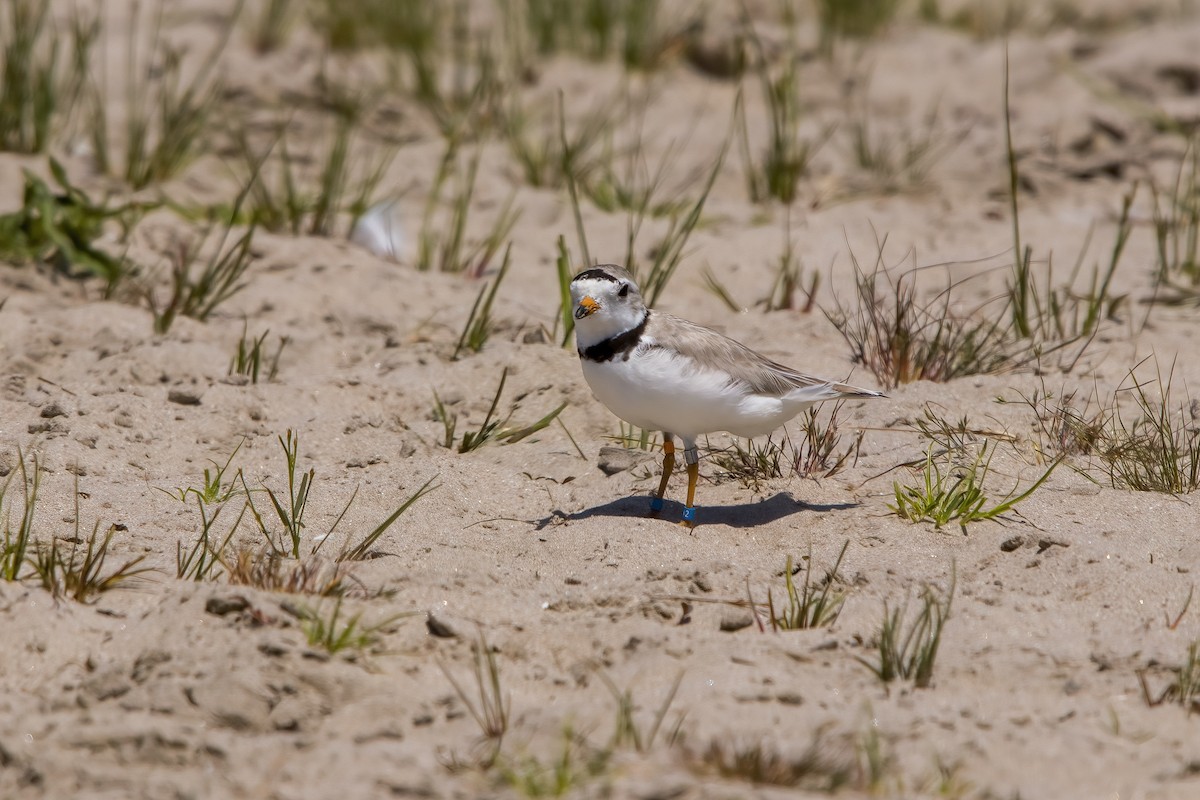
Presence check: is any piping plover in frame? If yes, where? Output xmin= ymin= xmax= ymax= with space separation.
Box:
xmin=570 ymin=264 xmax=883 ymax=526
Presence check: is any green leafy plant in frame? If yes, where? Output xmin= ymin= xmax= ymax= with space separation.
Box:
xmin=499 ymin=726 xmax=611 ymax=798
xmin=228 ymin=115 xmax=390 ymax=238
xmin=176 ymin=496 xmax=246 ymax=582
xmin=441 ymin=369 xmax=567 ymax=453
xmin=244 ymin=431 xmax=436 ymax=561
xmin=338 ymin=476 xmax=437 ymax=562
xmin=890 ymin=442 xmax=1059 ymax=532
xmin=502 ymin=89 xmax=615 ymax=190
xmin=624 ymin=128 xmax=729 ymax=308
xmin=0 ymin=159 xmax=146 ymax=295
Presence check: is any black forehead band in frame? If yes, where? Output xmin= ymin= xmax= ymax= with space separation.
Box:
xmin=573 ymin=267 xmax=621 ymax=284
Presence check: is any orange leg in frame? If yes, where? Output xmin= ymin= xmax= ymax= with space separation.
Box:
xmin=680 ymin=444 xmax=699 ymax=528
xmin=649 ymin=437 xmax=675 ymax=515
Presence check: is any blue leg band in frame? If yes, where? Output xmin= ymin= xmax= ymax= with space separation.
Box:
xmin=650 ymin=497 xmax=664 ymax=512
xmin=682 ymin=506 xmax=698 ymax=522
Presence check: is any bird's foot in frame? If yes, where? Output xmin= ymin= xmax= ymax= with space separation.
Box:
xmin=647 ymin=497 xmax=665 ymax=518
xmin=678 ymin=506 xmax=698 ymax=529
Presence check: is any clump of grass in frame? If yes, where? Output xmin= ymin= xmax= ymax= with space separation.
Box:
xmin=824 ymin=239 xmax=1015 ymax=389
xmin=32 ymin=483 xmax=153 ymax=603
xmin=338 ymin=476 xmax=437 ymax=562
xmin=0 ymin=448 xmax=38 ymax=582
xmin=1001 ymin=52 xmax=1132 ymax=369
xmin=763 ymin=541 xmax=850 ymax=631
xmin=176 ymin=496 xmax=245 ymax=582
xmin=234 ymin=115 xmax=396 ymax=238
xmin=890 ymin=442 xmax=1059 ymax=533
xmin=0 ymin=158 xmax=148 ymax=296
xmin=249 ymin=0 xmax=297 ymax=53
xmin=695 ymin=732 xmax=856 ymax=790
xmin=737 ymin=13 xmax=833 ymax=205
xmin=1149 ymin=135 xmax=1199 ymax=305
xmin=1096 ymin=359 xmax=1200 ymax=495
xmin=229 ymin=323 xmax=287 ymax=383
xmin=440 ymin=632 xmax=510 ymax=767
xmin=1138 ymin=639 xmax=1200 ymax=715
xmin=499 ymin=727 xmax=611 ymax=798
xmin=87 ymin=0 xmax=236 ymax=188
xmin=0 ymin=0 xmax=97 ymax=153
xmin=417 ymin=139 xmax=520 ymax=274
xmin=764 ymin=210 xmax=819 ymax=312
xmin=511 ymin=0 xmax=679 ymax=70
xmin=857 ymin=574 xmax=954 ymax=689
xmin=160 ymin=440 xmax=246 ymax=581
xmin=298 ymin=596 xmax=405 ymax=654
xmin=226 ymin=546 xmax=350 ymax=596
xmin=816 ymin=0 xmax=900 ymax=51
xmin=435 ymin=369 xmax=567 ymax=453
xmin=148 ymin=218 xmax=257 ymax=334
xmin=712 ymin=403 xmax=862 ymax=490
xmin=844 ymin=78 xmax=960 ymax=193
xmin=1012 ymin=382 xmax=1105 ymax=460
xmin=501 ymin=90 xmax=615 ymax=190
xmin=454 ymin=244 xmax=512 ymax=359
xmin=598 ymin=670 xmax=685 ymax=753
xmin=623 ymin=128 xmax=729 ymax=308
xmin=244 ymin=430 xmax=437 ymax=561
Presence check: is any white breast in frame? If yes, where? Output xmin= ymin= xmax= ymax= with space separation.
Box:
xmin=581 ymin=345 xmax=803 ymax=439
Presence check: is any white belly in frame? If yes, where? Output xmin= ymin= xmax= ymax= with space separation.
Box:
xmin=581 ymin=348 xmax=807 ymax=439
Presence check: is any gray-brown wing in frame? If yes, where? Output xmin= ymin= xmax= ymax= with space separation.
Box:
xmin=645 ymin=312 xmax=852 ymax=397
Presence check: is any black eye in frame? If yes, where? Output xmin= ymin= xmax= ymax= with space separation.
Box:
xmin=618 ymin=283 xmax=629 ymax=298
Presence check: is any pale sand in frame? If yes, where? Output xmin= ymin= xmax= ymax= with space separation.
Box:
xmin=1 ymin=2 xmax=1199 ymax=798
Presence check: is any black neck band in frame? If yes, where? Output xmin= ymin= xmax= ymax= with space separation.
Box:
xmin=579 ymin=311 xmax=650 ymax=363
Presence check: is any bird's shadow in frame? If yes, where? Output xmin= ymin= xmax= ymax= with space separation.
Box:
xmin=536 ymin=492 xmax=859 ymax=530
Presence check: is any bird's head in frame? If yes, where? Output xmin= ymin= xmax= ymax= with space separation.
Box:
xmin=569 ymin=265 xmax=647 ymax=344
